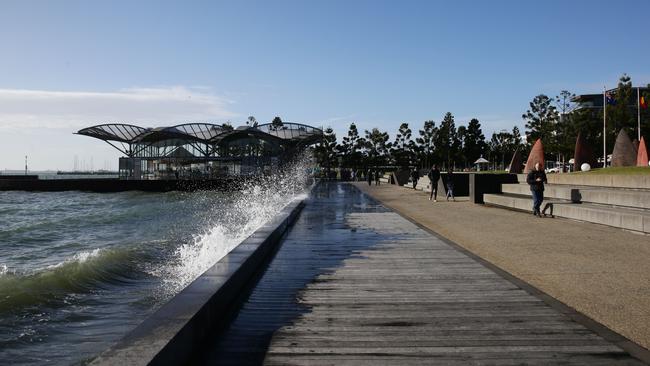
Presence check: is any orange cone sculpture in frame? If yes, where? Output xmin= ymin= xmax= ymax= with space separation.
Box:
xmin=508 ymin=148 xmax=523 ymax=174
xmin=524 ymin=139 xmax=544 ymax=173
xmin=573 ymin=132 xmax=596 ymax=171
xmin=637 ymin=137 xmax=649 ymax=167
xmin=611 ymin=130 xmax=637 ymax=167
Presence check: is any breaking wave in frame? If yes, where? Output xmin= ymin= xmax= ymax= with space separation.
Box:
xmin=158 ymin=153 xmax=313 ymax=294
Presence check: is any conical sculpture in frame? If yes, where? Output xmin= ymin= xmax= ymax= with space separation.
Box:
xmin=573 ymin=132 xmax=596 ymax=171
xmin=611 ymin=130 xmax=637 ymax=167
xmin=524 ymin=139 xmax=544 ymax=173
xmin=637 ymin=137 xmax=649 ymax=167
xmin=507 ymin=148 xmax=523 ymax=174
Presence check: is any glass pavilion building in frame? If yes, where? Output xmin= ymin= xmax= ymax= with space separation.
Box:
xmin=76 ymin=122 xmax=322 ymax=180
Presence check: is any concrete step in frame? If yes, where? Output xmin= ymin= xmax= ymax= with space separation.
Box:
xmin=517 ymin=172 xmax=650 ymax=189
xmin=501 ymin=184 xmax=650 ymax=209
xmin=483 ymin=193 xmax=650 ymax=234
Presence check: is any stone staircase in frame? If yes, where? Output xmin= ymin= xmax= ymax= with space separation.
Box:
xmin=483 ymin=174 xmax=650 ymax=234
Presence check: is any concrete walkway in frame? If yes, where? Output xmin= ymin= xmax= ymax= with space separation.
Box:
xmin=194 ymin=183 xmax=647 ymax=365
xmin=354 ymin=182 xmax=650 ymax=355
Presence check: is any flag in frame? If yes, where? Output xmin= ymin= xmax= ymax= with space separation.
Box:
xmin=606 ymin=91 xmax=616 ymax=105
xmin=642 ymin=95 xmax=648 ymax=109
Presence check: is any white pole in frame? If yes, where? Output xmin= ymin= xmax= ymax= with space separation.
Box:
xmin=603 ymin=86 xmax=607 ymax=168
xmin=638 ymin=87 xmax=642 ymax=140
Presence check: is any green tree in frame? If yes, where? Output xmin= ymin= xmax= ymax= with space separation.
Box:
xmin=247 ymin=116 xmax=258 ymax=127
xmin=338 ymin=123 xmax=365 ymax=168
xmin=606 ymin=74 xmax=635 ymax=145
xmin=314 ymin=127 xmax=338 ymax=175
xmin=415 ymin=120 xmax=438 ymax=169
xmin=523 ymin=94 xmax=559 ymax=158
xmin=461 ymin=118 xmax=487 ymax=167
xmin=364 ymin=128 xmax=391 ymax=167
xmin=554 ymin=90 xmax=578 ymax=162
xmin=435 ymin=112 xmax=459 ymax=167
xmin=511 ymin=126 xmax=526 ymax=155
xmin=271 ymin=116 xmax=284 ymax=130
xmin=390 ymin=123 xmax=414 ymax=169
xmin=488 ymin=130 xmax=515 ymax=170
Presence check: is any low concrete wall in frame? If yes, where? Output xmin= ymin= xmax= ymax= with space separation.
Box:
xmin=0 ymin=177 xmax=253 ymax=192
xmin=469 ymin=173 xmax=519 ymax=204
xmin=391 ymin=170 xmax=411 ymax=185
xmin=547 ymin=174 xmax=650 ymax=189
xmin=90 ymin=198 xmax=306 ymax=366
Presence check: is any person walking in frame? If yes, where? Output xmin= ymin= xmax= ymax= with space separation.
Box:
xmin=445 ymin=167 xmax=455 ymax=201
xmin=427 ymin=164 xmax=441 ymax=202
xmin=411 ymin=168 xmax=419 ymax=189
xmin=375 ymin=169 xmax=381 ymax=186
xmin=367 ymin=169 xmax=373 ymax=186
xmin=526 ymin=162 xmax=547 ymax=217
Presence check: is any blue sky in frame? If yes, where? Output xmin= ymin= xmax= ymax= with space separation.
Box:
xmin=1 ymin=0 xmax=649 ymax=170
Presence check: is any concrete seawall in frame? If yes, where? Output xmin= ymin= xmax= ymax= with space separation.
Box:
xmin=89 ymin=197 xmax=306 ymax=365
xmin=0 ymin=177 xmax=251 ymax=192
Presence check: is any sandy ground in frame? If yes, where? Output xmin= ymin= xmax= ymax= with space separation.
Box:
xmin=353 ymin=182 xmax=650 ymax=351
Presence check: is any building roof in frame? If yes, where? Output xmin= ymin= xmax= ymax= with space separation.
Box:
xmin=76 ymin=122 xmax=323 ymax=149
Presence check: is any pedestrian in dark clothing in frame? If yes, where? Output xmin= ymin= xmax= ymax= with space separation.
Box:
xmin=367 ymin=169 xmax=373 ymax=186
xmin=526 ymin=162 xmax=547 ymax=217
xmin=375 ymin=170 xmax=381 ymax=186
xmin=427 ymin=165 xmax=441 ymax=202
xmin=445 ymin=167 xmax=455 ymax=201
xmin=411 ymin=169 xmax=419 ymax=189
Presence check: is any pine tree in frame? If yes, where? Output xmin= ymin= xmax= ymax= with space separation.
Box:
xmin=271 ymin=116 xmax=284 ymax=130
xmin=462 ymin=118 xmax=487 ymax=167
xmin=339 ymin=123 xmax=365 ymax=168
xmin=391 ymin=123 xmax=413 ymax=169
xmin=314 ymin=127 xmax=338 ymax=175
xmin=364 ymin=128 xmax=391 ymax=167
xmin=523 ymin=94 xmax=559 ymax=158
xmin=415 ymin=120 xmax=437 ymax=169
xmin=436 ymin=112 xmax=458 ymax=168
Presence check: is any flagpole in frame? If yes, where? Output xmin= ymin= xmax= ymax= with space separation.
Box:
xmin=603 ymin=86 xmax=607 ymax=168
xmin=638 ymin=87 xmax=641 ymax=140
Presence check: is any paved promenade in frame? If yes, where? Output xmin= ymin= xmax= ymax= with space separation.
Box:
xmin=354 ymin=182 xmax=650 ymax=356
xmin=195 ymin=183 xmax=646 ymax=365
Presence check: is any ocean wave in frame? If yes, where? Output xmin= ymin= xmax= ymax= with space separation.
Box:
xmin=0 ymin=247 xmax=146 ymax=313
xmin=156 ymin=153 xmax=312 ymax=294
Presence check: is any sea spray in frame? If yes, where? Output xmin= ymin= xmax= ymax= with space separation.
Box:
xmin=159 ymin=153 xmax=313 ymax=294
xmin=0 ymin=154 xmax=315 ymax=364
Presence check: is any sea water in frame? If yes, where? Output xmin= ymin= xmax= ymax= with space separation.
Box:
xmin=0 ymin=159 xmax=310 ymax=365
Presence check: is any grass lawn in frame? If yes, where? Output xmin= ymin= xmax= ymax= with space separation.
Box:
xmin=571 ymin=166 xmax=650 ymax=175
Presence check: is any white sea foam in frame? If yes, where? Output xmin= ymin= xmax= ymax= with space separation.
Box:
xmin=160 ymin=153 xmax=313 ymax=294
xmin=0 ymin=264 xmax=8 ymax=276
xmin=47 ymin=248 xmax=103 ymax=269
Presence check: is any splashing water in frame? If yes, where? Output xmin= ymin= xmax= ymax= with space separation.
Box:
xmin=0 ymin=152 xmax=315 ymax=365
xmin=159 ymin=153 xmax=314 ymax=294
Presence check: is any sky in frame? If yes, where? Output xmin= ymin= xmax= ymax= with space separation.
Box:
xmin=1 ymin=0 xmax=649 ymax=170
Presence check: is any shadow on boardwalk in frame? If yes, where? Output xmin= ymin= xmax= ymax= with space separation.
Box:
xmin=192 ymin=183 xmax=393 ymax=364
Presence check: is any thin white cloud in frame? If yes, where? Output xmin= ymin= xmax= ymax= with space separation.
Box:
xmin=0 ymin=86 xmax=238 ymax=130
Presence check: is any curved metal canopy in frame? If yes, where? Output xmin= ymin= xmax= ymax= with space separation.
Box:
xmin=76 ymin=124 xmax=149 ymax=143
xmin=76 ymin=121 xmax=323 ymax=156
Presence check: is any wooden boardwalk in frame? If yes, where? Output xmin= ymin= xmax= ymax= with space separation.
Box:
xmin=195 ymin=183 xmax=646 ymax=365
